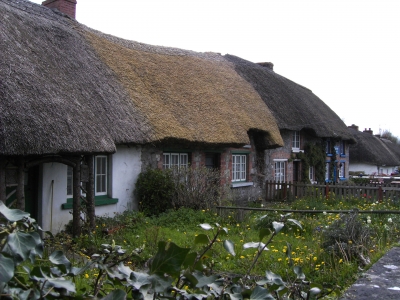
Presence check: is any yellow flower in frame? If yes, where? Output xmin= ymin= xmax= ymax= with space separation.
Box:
xmin=240 ymin=255 xmax=245 ymax=259
xmin=84 ymin=273 xmax=89 ymax=279
xmin=278 ymin=258 xmax=282 ymax=262
xmin=339 ymin=259 xmax=343 ymax=263
xmin=313 ymin=257 xmax=317 ymax=261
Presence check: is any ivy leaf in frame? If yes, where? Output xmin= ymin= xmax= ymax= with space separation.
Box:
xmin=194 ymin=234 xmax=209 ymax=244
xmin=7 ymin=232 xmax=36 ymax=262
xmin=219 ymin=227 xmax=228 ymax=236
xmin=250 ymin=285 xmax=275 ymax=300
xmin=192 ymin=270 xmax=218 ymax=288
xmin=223 ymin=240 xmax=236 ymax=256
xmin=149 ymin=242 xmax=190 ymax=278
xmin=49 ymin=251 xmax=71 ymax=274
xmin=243 ymin=242 xmax=268 ymax=251
xmin=101 ymin=289 xmax=127 ymax=300
xmin=259 ymin=228 xmax=270 ymax=241
xmin=287 ymin=219 xmax=303 ymax=230
xmin=130 ymin=271 xmax=151 ymax=290
xmin=293 ymin=266 xmax=305 ymax=280
xmin=0 ymin=253 xmax=14 ymax=282
xmin=148 ymin=274 xmax=174 ymax=293
xmin=265 ymin=271 xmax=285 ymax=286
xmin=0 ymin=201 xmax=30 ymax=222
xmin=272 ymin=222 xmax=284 ymax=234
xmin=199 ymin=224 xmax=213 ymax=230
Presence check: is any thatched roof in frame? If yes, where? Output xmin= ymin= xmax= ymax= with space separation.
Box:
xmin=348 ymin=128 xmax=400 ymax=166
xmin=224 ymin=55 xmax=355 ymax=142
xmin=0 ymin=0 xmax=283 ymax=155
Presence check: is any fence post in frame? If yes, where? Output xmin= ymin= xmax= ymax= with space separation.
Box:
xmin=378 ymin=185 xmax=383 ymax=202
xmin=325 ymin=183 xmax=329 ymax=200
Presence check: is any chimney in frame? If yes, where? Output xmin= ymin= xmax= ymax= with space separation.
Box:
xmin=257 ymin=62 xmax=274 ymax=71
xmin=363 ymin=128 xmax=373 ymax=135
xmin=42 ymin=0 xmax=77 ymax=19
xmin=348 ymin=124 xmax=359 ymax=131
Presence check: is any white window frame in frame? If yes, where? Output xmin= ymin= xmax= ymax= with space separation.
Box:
xmin=309 ymin=166 xmax=314 ymax=183
xmin=325 ymin=162 xmax=330 ymax=181
xmin=292 ymin=131 xmax=300 ymax=151
xmin=232 ymin=154 xmax=247 ymax=182
xmin=95 ymin=156 xmax=108 ymax=195
xmin=339 ymin=162 xmax=345 ymax=178
xmin=66 ymin=155 xmax=108 ymax=197
xmin=163 ymin=153 xmax=188 ymax=169
xmin=274 ymin=160 xmax=286 ymax=183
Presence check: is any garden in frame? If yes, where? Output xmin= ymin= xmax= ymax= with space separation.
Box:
xmin=1 ymin=168 xmax=400 ymax=299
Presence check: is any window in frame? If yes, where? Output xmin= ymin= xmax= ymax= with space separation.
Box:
xmin=325 ymin=139 xmax=331 ymax=155
xmin=163 ymin=153 xmax=188 ymax=169
xmin=340 ymin=140 xmax=346 ymax=156
xmin=274 ymin=161 xmax=286 ymax=183
xmin=292 ymin=131 xmax=300 ymax=151
xmin=325 ymin=162 xmax=330 ymax=182
xmin=95 ymin=156 xmax=107 ymax=195
xmin=309 ymin=166 xmax=314 ymax=182
xmin=232 ymin=154 xmax=247 ymax=182
xmin=339 ymin=162 xmax=345 ymax=178
xmin=66 ymin=155 xmax=108 ymax=196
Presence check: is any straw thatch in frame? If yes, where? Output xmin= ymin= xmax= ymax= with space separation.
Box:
xmin=224 ymin=55 xmax=355 ymax=142
xmin=348 ymin=128 xmax=400 ymax=166
xmin=0 ymin=0 xmax=283 ymax=155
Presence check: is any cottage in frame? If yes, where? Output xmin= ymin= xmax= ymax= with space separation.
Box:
xmin=348 ymin=125 xmax=400 ymax=176
xmin=224 ymin=56 xmax=355 ymax=184
xmin=0 ymin=0 xmax=283 ymax=234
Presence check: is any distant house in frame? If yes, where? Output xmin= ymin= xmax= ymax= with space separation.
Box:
xmin=0 ymin=0 xmax=283 ymax=233
xmin=224 ymin=56 xmax=355 ymax=184
xmin=348 ymin=125 xmax=400 ymax=176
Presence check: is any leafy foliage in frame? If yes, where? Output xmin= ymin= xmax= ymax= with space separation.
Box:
xmin=136 ymin=168 xmax=175 ymax=216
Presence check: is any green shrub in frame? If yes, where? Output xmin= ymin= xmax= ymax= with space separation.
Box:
xmin=135 ymin=168 xmax=174 ymax=216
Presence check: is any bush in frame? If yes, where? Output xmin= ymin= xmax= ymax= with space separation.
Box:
xmin=136 ymin=168 xmax=174 ymax=216
xmin=170 ymin=166 xmax=222 ymax=210
xmin=322 ymin=211 xmax=375 ymax=266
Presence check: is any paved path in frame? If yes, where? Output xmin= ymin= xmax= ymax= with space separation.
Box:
xmin=340 ymin=247 xmax=400 ymax=299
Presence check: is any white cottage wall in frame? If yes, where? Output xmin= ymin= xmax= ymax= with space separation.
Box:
xmin=39 ymin=145 xmax=142 ymax=234
xmin=40 ymin=162 xmax=71 ymax=233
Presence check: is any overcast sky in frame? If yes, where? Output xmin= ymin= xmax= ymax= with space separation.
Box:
xmin=31 ymin=0 xmax=400 ymax=138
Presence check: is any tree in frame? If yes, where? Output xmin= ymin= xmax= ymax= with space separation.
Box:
xmin=381 ymin=130 xmax=399 ymax=144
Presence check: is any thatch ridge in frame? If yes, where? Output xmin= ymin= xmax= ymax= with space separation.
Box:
xmin=224 ymin=55 xmax=355 ymax=142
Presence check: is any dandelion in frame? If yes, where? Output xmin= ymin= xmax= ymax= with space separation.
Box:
xmin=313 ymin=257 xmax=317 ymax=262
xmin=278 ymin=258 xmax=282 ymax=262
xmin=240 ymin=255 xmax=245 ymax=259
xmin=339 ymin=259 xmax=343 ymax=263
xmin=84 ymin=273 xmax=89 ymax=279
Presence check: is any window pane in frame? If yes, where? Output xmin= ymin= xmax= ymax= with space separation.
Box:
xmin=95 ymin=156 xmax=107 ymax=194
xmin=171 ymin=154 xmax=179 ymax=168
xmin=163 ymin=153 xmax=170 ymax=169
xmin=180 ymin=153 xmax=188 ymax=168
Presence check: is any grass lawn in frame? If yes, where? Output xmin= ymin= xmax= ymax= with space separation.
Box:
xmin=45 ymin=195 xmax=400 ymax=298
